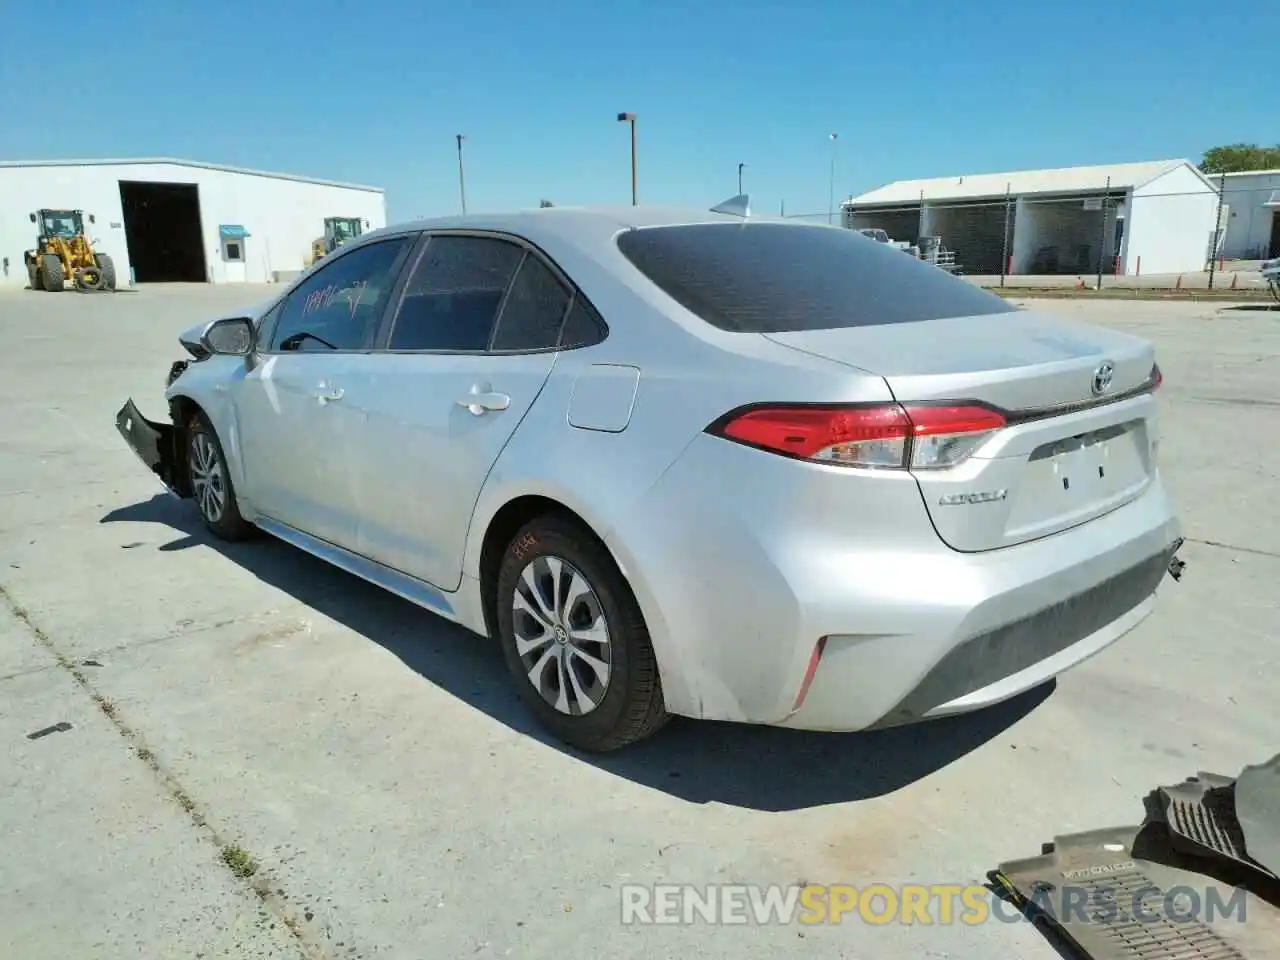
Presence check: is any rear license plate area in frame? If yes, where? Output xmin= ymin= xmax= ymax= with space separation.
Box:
xmin=1030 ymin=420 xmax=1147 ymax=499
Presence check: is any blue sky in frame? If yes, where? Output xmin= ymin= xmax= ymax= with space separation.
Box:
xmin=3 ymin=1 xmax=1272 ymax=221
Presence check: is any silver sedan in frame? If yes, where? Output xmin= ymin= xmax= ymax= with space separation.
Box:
xmin=116 ymin=202 xmax=1185 ymax=751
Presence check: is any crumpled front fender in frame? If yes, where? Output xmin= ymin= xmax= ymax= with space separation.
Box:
xmin=115 ymin=398 xmax=190 ymax=498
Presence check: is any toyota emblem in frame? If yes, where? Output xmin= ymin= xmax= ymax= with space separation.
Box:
xmin=1092 ymin=361 xmax=1115 ymax=396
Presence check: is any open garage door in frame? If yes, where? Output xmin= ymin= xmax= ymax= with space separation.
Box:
xmin=1015 ymin=194 xmax=1118 ymax=275
xmin=119 ymin=181 xmax=208 ymax=283
xmin=925 ymin=200 xmax=1013 ymax=275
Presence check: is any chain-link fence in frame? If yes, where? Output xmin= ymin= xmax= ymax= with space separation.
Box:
xmin=784 ymin=174 xmax=1280 ymax=287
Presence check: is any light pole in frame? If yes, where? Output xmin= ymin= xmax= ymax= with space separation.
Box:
xmin=617 ymin=112 xmax=637 ymax=205
xmin=455 ymin=134 xmax=467 ymax=215
xmin=828 ymin=133 xmax=838 ymax=224
xmin=738 ymin=162 xmax=745 ymax=195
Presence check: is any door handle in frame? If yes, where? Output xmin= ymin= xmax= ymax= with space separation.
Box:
xmin=457 ymin=384 xmax=510 ymax=416
xmin=313 ymin=383 xmax=345 ymax=404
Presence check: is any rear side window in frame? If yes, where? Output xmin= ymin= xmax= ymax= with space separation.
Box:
xmin=615 ymin=222 xmax=1011 ymax=332
xmin=490 ymin=254 xmax=571 ymax=352
xmin=558 ymin=296 xmax=606 ymax=348
xmin=389 ymin=235 xmax=523 ymax=351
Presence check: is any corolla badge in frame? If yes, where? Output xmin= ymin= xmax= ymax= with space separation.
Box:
xmin=1092 ymin=361 xmax=1115 ymax=396
xmin=938 ymin=489 xmax=1008 ymax=506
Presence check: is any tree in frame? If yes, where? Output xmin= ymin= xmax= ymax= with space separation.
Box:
xmin=1199 ymin=144 xmax=1280 ymax=174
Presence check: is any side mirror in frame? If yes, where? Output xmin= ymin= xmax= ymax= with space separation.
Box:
xmin=89 ymin=214 xmax=96 ymax=224
xmin=29 ymin=213 xmax=36 ymax=223
xmin=200 ymin=317 xmax=255 ymax=357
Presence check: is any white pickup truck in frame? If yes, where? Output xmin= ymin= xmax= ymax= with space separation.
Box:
xmin=856 ymin=227 xmax=920 ymax=258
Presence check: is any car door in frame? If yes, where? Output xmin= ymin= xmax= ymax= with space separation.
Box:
xmin=341 ymin=233 xmax=576 ymax=589
xmin=233 ymin=235 xmax=416 ymax=549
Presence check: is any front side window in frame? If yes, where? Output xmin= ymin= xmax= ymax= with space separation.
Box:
xmin=269 ymin=237 xmax=413 ymax=352
xmin=388 ymin=235 xmax=524 ymax=351
xmin=616 ymin=222 xmax=1011 ymax=333
xmin=254 ymin=299 xmax=286 ymax=351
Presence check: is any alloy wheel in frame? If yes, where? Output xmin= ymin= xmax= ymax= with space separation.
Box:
xmin=189 ymin=432 xmax=227 ymax=524
xmin=511 ymin=555 xmax=613 ymax=716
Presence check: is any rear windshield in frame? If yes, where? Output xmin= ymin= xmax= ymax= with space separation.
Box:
xmin=615 ymin=222 xmax=1011 ymax=333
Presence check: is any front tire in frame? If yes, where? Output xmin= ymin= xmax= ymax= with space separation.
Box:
xmin=41 ymin=254 xmax=64 ymax=292
xmin=495 ymin=515 xmax=668 ymax=752
xmin=186 ymin=412 xmax=253 ymax=541
xmin=96 ymin=253 xmax=117 ymax=290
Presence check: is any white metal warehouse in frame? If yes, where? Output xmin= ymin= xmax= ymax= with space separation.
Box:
xmin=0 ymin=158 xmax=386 ymax=289
xmin=843 ymin=159 xmax=1220 ymax=277
xmin=1216 ymin=168 xmax=1280 ymax=261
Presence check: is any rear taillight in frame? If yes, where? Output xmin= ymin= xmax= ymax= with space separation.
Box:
xmin=708 ymin=402 xmax=1005 ymax=470
xmin=1151 ymin=362 xmax=1163 ymax=391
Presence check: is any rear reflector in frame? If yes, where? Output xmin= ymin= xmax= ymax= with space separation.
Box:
xmin=791 ymin=637 xmax=828 ymax=712
xmin=708 ymin=402 xmax=1005 ymax=470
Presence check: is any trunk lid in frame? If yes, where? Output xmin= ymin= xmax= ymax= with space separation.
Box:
xmin=763 ymin=310 xmax=1161 ymax=552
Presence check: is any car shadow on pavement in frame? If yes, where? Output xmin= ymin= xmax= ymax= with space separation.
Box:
xmin=102 ymin=493 xmax=1054 ymax=812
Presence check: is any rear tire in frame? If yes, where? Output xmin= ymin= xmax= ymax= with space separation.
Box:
xmin=40 ymin=254 xmax=64 ymax=292
xmin=96 ymin=253 xmax=117 ymax=290
xmin=495 ymin=515 xmax=668 ymax=752
xmin=186 ymin=412 xmax=254 ymax=541
xmin=27 ymin=262 xmax=39 ymax=290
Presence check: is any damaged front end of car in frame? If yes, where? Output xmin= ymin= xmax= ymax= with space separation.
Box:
xmin=113 ymin=309 xmax=267 ymax=500
xmin=115 ymin=394 xmax=191 ymax=500
xmin=113 ymin=328 xmax=209 ymax=499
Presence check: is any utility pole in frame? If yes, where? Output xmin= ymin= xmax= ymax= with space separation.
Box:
xmin=455 ymin=134 xmax=467 ymax=215
xmin=828 ymin=133 xmax=838 ymax=224
xmin=1095 ymin=175 xmax=1110 ymax=290
xmin=738 ymin=162 xmax=745 ymax=195
xmin=1000 ymin=182 xmax=1011 ymax=288
xmin=1208 ymin=171 xmax=1226 ymax=289
xmin=616 ymin=113 xmax=637 ymax=205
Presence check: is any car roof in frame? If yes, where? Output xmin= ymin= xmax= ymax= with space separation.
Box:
xmin=362 ymin=205 xmax=824 ymax=248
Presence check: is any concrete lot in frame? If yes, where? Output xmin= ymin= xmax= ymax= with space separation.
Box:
xmin=1 ymin=284 xmax=1277 ymax=959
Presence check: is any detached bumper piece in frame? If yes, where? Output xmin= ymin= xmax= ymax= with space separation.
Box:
xmin=990 ymin=752 xmax=1280 ymax=960
xmin=1155 ymin=772 xmax=1276 ymax=881
xmin=115 ymin=399 xmax=188 ymax=497
xmin=992 ymin=827 xmax=1247 ymax=960
xmin=1167 ymin=537 xmax=1187 ymax=582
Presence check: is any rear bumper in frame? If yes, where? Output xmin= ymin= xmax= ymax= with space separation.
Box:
xmin=849 ymin=537 xmax=1183 ymax=729
xmin=115 ymin=398 xmax=189 ymax=498
xmin=607 ymin=433 xmax=1182 ymax=730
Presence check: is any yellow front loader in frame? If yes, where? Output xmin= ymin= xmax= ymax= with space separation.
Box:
xmin=24 ymin=209 xmax=117 ymax=292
